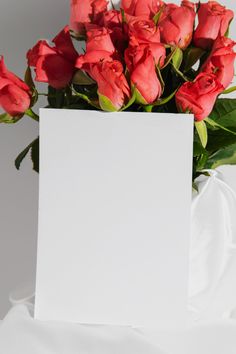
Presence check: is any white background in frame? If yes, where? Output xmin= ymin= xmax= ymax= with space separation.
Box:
xmin=0 ymin=0 xmax=236 ymax=318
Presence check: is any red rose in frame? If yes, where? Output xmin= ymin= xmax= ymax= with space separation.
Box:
xmin=201 ymin=37 xmax=236 ymax=89
xmin=176 ymin=73 xmax=224 ymax=121
xmin=159 ymin=1 xmax=195 ymax=49
xmin=128 ymin=36 xmax=166 ymax=68
xmin=89 ymin=60 xmax=131 ymax=111
xmin=86 ymin=27 xmax=115 ymax=53
xmin=125 ymin=45 xmax=162 ymax=104
xmin=27 ymin=26 xmax=78 ymax=89
xmin=128 ymin=18 xmax=161 ymax=44
xmin=99 ymin=10 xmax=122 ymax=29
xmin=193 ymin=1 xmax=234 ymax=50
xmin=76 ymin=27 xmax=115 ymax=70
xmin=99 ymin=10 xmax=128 ymax=53
xmin=0 ymin=56 xmax=31 ymax=116
xmin=121 ymin=0 xmax=164 ymax=19
xmin=70 ymin=0 xmax=108 ymax=34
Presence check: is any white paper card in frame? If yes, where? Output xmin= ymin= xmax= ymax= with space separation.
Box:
xmin=35 ymin=109 xmax=193 ymax=329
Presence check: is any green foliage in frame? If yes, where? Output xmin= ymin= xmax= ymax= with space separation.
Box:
xmin=206 ymin=143 xmax=236 ymax=169
xmin=15 ymin=137 xmax=39 ymax=172
xmin=183 ymin=47 xmax=206 ymax=73
xmin=172 ymin=47 xmax=183 ymax=70
xmin=193 ymin=98 xmax=236 ymax=178
xmin=195 ymin=121 xmax=208 ymax=148
xmin=208 ymin=99 xmax=236 ymax=130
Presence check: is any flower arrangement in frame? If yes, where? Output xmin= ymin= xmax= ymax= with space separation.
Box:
xmin=0 ymin=0 xmax=236 ymax=183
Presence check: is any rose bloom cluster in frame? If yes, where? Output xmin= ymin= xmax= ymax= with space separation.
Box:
xmin=0 ymin=0 xmax=235 ymax=121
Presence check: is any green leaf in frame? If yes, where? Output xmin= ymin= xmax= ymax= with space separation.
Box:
xmin=15 ymin=137 xmax=39 ymax=172
xmin=193 ymin=141 xmax=207 ymax=157
xmin=183 ymin=47 xmax=206 ymax=73
xmin=99 ymin=94 xmax=117 ymax=112
xmin=24 ymin=66 xmax=35 ymax=88
xmin=206 ymin=143 xmax=236 ymax=169
xmin=209 ymin=99 xmax=236 ymax=130
xmin=172 ymin=47 xmax=183 ymax=70
xmin=196 ymin=152 xmax=209 ymax=171
xmin=195 ymin=120 xmax=208 ymax=148
xmin=205 ymin=117 xmax=236 ymax=136
xmin=207 ymin=129 xmax=236 ymax=154
xmin=72 ymin=70 xmax=96 ymax=85
xmin=222 ymin=86 xmax=236 ymax=95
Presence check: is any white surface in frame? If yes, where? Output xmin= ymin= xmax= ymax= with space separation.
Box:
xmin=2 ymin=304 xmax=236 ymax=354
xmin=35 ymin=109 xmax=193 ymax=328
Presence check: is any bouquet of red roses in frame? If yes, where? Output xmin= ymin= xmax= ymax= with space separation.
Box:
xmin=0 ymin=0 xmax=236 ymax=182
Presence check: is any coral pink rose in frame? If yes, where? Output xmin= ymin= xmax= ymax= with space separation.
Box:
xmin=128 ymin=37 xmax=166 ymax=68
xmin=193 ymin=1 xmax=234 ymax=50
xmin=89 ymin=60 xmax=131 ymax=111
xmin=86 ymin=27 xmax=115 ymax=53
xmin=125 ymin=45 xmax=162 ymax=104
xmin=128 ymin=18 xmax=161 ymax=44
xmin=99 ymin=10 xmax=128 ymax=53
xmin=0 ymin=56 xmax=31 ymax=116
xmin=70 ymin=0 xmax=108 ymax=34
xmin=201 ymin=37 xmax=236 ymax=89
xmin=159 ymin=1 xmax=195 ymax=49
xmin=99 ymin=10 xmax=122 ymax=28
xmin=76 ymin=27 xmax=115 ymax=70
xmin=27 ymin=26 xmax=78 ymax=89
xmin=176 ymin=73 xmax=224 ymax=121
xmin=121 ymin=0 xmax=164 ymax=19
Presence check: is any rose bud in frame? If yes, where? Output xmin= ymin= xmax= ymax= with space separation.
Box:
xmin=99 ymin=9 xmax=122 ymax=28
xmin=193 ymin=1 xmax=234 ymax=50
xmin=99 ymin=10 xmax=128 ymax=54
xmin=125 ymin=45 xmax=162 ymax=104
xmin=76 ymin=27 xmax=115 ymax=70
xmin=0 ymin=56 xmax=31 ymax=116
xmin=128 ymin=18 xmax=161 ymax=44
xmin=121 ymin=0 xmax=164 ymax=19
xmin=70 ymin=0 xmax=108 ymax=35
xmin=176 ymin=73 xmax=224 ymax=121
xmin=128 ymin=36 xmax=166 ymax=68
xmin=158 ymin=1 xmax=195 ymax=49
xmin=201 ymin=36 xmax=236 ymax=89
xmin=27 ymin=26 xmax=78 ymax=89
xmin=89 ymin=60 xmax=131 ymax=111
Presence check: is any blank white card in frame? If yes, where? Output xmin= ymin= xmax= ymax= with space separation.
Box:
xmin=35 ymin=109 xmax=193 ymax=329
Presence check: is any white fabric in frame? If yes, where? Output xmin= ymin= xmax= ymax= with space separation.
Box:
xmin=0 ymin=305 xmax=164 ymax=354
xmin=190 ymin=170 xmax=236 ymax=320
xmin=1 ymin=305 xmax=236 ymax=354
xmin=1 ymin=170 xmax=236 ymax=353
